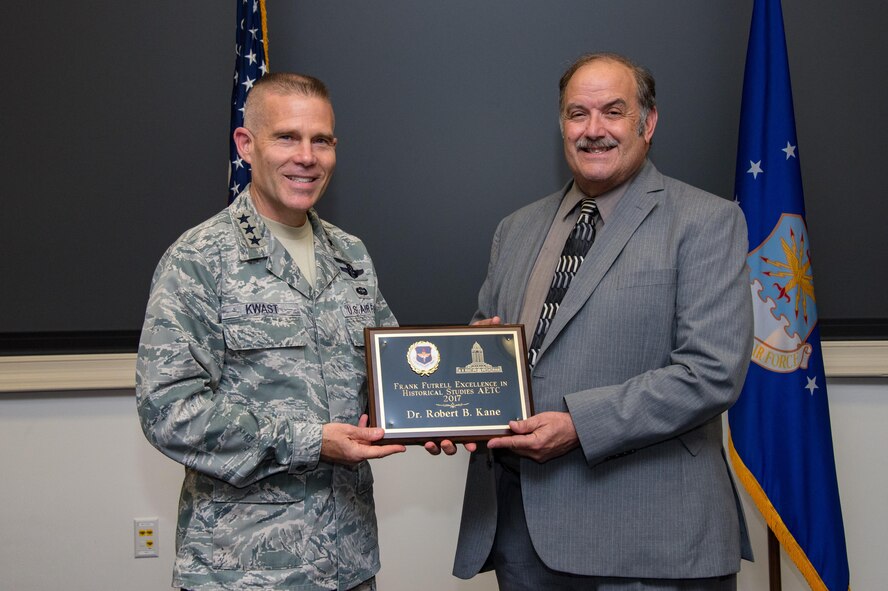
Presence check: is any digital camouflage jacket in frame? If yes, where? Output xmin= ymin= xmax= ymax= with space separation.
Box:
xmin=137 ymin=189 xmax=396 ymax=590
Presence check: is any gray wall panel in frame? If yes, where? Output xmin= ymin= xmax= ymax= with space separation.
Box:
xmin=3 ymin=1 xmax=884 ymax=339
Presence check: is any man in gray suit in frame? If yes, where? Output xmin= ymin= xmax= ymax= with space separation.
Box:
xmin=427 ymin=53 xmax=753 ymax=590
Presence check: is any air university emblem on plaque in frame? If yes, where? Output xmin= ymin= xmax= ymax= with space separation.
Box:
xmin=748 ymin=213 xmax=816 ymax=373
xmin=456 ymin=342 xmax=503 ymax=374
xmin=407 ymin=341 xmax=440 ymax=376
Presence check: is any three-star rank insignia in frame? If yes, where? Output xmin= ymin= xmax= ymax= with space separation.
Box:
xmin=236 ymin=212 xmax=265 ymax=247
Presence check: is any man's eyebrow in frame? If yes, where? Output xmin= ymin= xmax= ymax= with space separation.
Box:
xmin=601 ymin=98 xmax=628 ymax=111
xmin=563 ymin=98 xmax=628 ymax=112
xmin=562 ymin=102 xmax=588 ymax=115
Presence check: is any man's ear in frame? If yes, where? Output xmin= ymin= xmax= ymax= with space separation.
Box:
xmin=643 ymin=106 xmax=658 ymax=144
xmin=232 ymin=127 xmax=254 ymax=164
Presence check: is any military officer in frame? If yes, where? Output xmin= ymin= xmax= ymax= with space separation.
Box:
xmin=137 ymin=72 xmax=405 ymax=591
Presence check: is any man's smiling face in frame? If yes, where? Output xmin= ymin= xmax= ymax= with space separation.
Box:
xmin=235 ymin=92 xmax=337 ymax=227
xmin=560 ymin=59 xmax=657 ymax=196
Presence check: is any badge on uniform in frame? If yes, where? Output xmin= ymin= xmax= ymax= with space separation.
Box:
xmin=339 ymin=263 xmax=364 ymax=279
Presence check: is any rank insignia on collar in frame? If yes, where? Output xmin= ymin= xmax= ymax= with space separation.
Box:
xmin=339 ymin=263 xmax=365 ymax=279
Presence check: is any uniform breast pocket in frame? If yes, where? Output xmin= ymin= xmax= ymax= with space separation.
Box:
xmin=211 ymin=475 xmax=307 ymax=571
xmin=346 ymin=321 xmax=369 ymax=349
xmin=339 ymin=319 xmax=370 ymax=397
xmin=340 ymin=295 xmax=374 ymax=354
xmin=221 ymin=315 xmax=309 ymax=397
xmin=222 ymin=315 xmax=307 ymax=350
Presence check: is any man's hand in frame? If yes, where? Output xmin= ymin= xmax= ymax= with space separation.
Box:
xmin=320 ymin=414 xmax=406 ymax=465
xmin=423 ymin=440 xmax=478 ymax=456
xmin=485 ymin=411 xmax=579 ymax=463
xmin=471 ymin=315 xmax=502 ymax=327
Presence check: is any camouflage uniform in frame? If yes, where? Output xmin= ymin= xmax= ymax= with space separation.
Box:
xmin=137 ymin=188 xmax=396 ymax=591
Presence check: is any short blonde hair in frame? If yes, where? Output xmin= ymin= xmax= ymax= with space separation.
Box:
xmin=243 ymin=72 xmax=332 ymax=128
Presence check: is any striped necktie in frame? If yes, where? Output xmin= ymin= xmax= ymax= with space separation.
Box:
xmin=527 ymin=198 xmax=599 ymax=368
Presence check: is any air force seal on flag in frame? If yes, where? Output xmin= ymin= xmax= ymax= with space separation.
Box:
xmin=748 ymin=213 xmax=816 ymax=373
xmin=407 ymin=341 xmax=441 ymax=376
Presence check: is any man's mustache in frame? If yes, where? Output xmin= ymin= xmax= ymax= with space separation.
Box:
xmin=575 ymin=137 xmax=618 ymax=150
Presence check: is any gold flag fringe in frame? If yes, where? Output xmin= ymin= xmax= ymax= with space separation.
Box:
xmin=727 ymin=432 xmax=850 ymax=591
xmin=259 ymin=0 xmax=269 ymax=71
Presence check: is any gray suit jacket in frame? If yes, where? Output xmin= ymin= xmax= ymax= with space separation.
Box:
xmin=453 ymin=160 xmax=753 ymax=580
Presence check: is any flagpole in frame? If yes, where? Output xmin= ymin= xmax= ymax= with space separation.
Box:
xmin=768 ymin=527 xmax=782 ymax=591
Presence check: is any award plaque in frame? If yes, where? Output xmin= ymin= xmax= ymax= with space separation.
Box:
xmin=364 ymin=325 xmax=533 ymax=444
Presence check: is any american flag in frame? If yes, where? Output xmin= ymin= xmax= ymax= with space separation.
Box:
xmin=229 ymin=0 xmax=268 ymax=203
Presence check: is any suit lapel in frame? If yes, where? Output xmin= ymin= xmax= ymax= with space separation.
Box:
xmin=501 ymin=187 xmax=567 ymax=323
xmin=537 ymin=162 xmax=664 ymax=360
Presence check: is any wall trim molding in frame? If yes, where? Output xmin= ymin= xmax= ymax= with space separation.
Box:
xmin=821 ymin=340 xmax=888 ymax=378
xmin=0 ymin=341 xmax=886 ymax=393
xmin=0 ymin=353 xmax=138 ymax=393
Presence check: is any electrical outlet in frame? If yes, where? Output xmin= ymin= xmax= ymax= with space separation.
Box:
xmin=134 ymin=517 xmax=159 ymax=558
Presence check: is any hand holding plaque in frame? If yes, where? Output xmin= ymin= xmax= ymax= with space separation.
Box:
xmin=364 ymin=325 xmax=534 ymax=444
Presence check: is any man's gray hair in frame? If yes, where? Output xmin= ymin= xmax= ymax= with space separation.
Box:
xmin=558 ymin=53 xmax=656 ymax=135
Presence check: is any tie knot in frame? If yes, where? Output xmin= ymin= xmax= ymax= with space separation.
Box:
xmin=577 ymin=198 xmax=598 ymax=225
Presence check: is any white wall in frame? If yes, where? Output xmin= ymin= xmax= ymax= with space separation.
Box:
xmin=728 ymin=379 xmax=887 ymax=591
xmin=0 ymin=379 xmax=883 ymax=590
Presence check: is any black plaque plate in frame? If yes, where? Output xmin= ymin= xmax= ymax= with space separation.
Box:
xmin=364 ymin=325 xmax=533 ymax=444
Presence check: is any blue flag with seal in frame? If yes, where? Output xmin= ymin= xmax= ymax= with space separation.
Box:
xmin=728 ymin=1 xmax=850 ymax=590
xmin=229 ymin=0 xmax=269 ymax=203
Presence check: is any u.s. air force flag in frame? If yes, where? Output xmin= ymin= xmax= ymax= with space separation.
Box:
xmin=727 ymin=1 xmax=850 ymax=590
xmin=229 ymin=0 xmax=269 ymax=203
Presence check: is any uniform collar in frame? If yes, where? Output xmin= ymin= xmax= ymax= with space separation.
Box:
xmin=228 ymin=187 xmax=363 ymax=297
xmin=229 ymin=187 xmax=270 ymax=260
xmin=228 ymin=185 xmax=357 ymax=266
